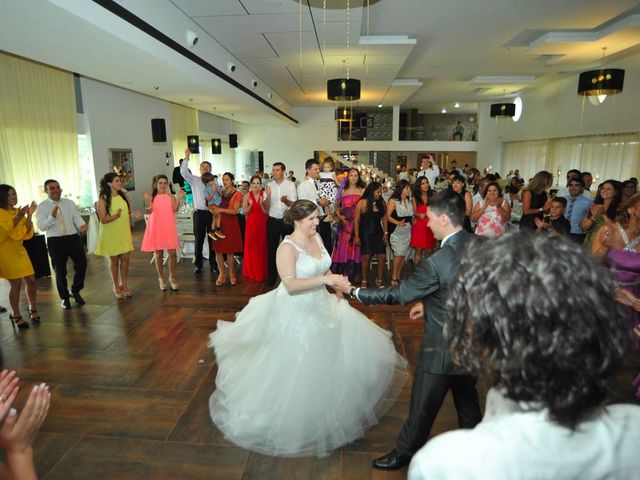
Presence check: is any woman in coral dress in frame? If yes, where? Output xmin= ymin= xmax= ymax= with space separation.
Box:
xmin=0 ymin=184 xmax=38 ymax=329
xmin=331 ymin=168 xmax=365 ymax=284
xmin=211 ymin=173 xmax=243 ymax=286
xmin=141 ymin=174 xmax=181 ymax=291
xmin=242 ymin=175 xmax=268 ymax=282
xmin=411 ymin=177 xmax=436 ymax=265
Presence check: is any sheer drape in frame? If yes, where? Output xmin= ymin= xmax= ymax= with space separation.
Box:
xmin=0 ymin=53 xmax=78 ymax=204
xmin=171 ymin=103 xmax=199 ymax=163
xmin=502 ymin=134 xmax=640 ymax=185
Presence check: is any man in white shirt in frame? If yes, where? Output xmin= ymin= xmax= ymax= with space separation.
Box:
xmin=266 ymin=162 xmax=298 ymax=286
xmin=414 ymin=154 xmax=440 ymax=191
xmin=297 ymin=158 xmax=332 ymax=254
xmin=408 ymin=233 xmax=640 ymax=479
xmin=36 ymin=179 xmax=88 ymax=309
xmin=181 ymin=148 xmax=218 ymax=274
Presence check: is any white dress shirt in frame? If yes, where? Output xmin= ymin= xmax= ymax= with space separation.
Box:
xmin=180 ymin=158 xmax=216 ymax=211
xmin=409 ymin=388 xmax=640 ymax=480
xmin=36 ymin=198 xmax=85 ymax=238
xmin=415 ymin=165 xmax=440 ymax=190
xmin=296 ymin=177 xmax=324 ymax=216
xmin=267 ymin=179 xmax=297 ymax=219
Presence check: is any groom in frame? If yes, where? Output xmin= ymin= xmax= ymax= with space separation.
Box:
xmin=338 ymin=189 xmax=482 ymax=470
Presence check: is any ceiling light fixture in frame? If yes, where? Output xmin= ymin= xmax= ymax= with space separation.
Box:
xmin=327 ymin=0 xmax=362 ymax=101
xmin=490 ymin=103 xmax=516 ymax=118
xmin=335 ymin=106 xmax=353 ymax=122
xmin=441 ymin=108 xmax=447 ymax=114
xmin=454 ymin=102 xmax=460 ymax=108
xmin=378 ymin=104 xmax=383 ymax=108
xmin=577 ymin=48 xmax=624 ymax=98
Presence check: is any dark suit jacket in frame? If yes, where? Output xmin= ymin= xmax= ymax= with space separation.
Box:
xmin=357 ymin=229 xmax=477 ymax=375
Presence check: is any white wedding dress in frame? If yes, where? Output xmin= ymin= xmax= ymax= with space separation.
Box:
xmin=209 ymin=234 xmax=408 ymax=458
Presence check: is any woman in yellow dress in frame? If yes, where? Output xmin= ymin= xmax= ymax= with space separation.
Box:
xmin=0 ymin=185 xmax=39 ymax=329
xmin=95 ymin=172 xmax=134 ymax=299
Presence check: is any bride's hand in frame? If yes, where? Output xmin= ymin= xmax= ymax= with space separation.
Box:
xmin=324 ymin=274 xmax=350 ymax=290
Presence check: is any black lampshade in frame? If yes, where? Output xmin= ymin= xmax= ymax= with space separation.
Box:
xmin=490 ymin=103 xmax=516 ymax=117
xmin=211 ymin=138 xmax=221 ymax=155
xmin=335 ymin=106 xmax=353 ymax=122
xmin=327 ymin=78 xmax=361 ymax=101
xmin=577 ymin=68 xmax=624 ymax=96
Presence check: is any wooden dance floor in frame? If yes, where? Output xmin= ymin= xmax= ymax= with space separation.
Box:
xmin=2 ymin=227 xmax=638 ymax=479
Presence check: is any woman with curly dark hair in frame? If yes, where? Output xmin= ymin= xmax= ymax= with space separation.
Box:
xmin=354 ymin=181 xmax=388 ymax=287
xmin=408 ymin=232 xmax=640 ymax=479
xmin=581 ymin=179 xmax=622 ymax=250
xmin=96 ymin=172 xmax=134 ymax=299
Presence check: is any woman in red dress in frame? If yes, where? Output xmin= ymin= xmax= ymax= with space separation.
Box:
xmin=211 ymin=172 xmax=243 ymax=286
xmin=410 ymin=176 xmax=436 ymax=264
xmin=241 ymin=175 xmax=268 ymax=282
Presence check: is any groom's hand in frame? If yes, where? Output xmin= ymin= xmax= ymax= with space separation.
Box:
xmin=409 ymin=302 xmax=424 ymax=320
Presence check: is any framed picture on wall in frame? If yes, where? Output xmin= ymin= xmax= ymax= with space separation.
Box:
xmin=109 ymin=148 xmax=135 ymax=191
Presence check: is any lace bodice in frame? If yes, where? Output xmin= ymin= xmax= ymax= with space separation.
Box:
xmin=280 ymin=234 xmax=332 ymax=280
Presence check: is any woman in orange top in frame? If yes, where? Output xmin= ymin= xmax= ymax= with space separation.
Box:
xmin=0 ymin=185 xmax=38 ymax=329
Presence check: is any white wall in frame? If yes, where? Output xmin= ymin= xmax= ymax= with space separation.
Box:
xmin=477 ymin=50 xmax=640 ymax=173
xmin=81 ymin=77 xmax=174 ymax=211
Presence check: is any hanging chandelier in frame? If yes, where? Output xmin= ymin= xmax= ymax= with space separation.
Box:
xmin=577 ymin=47 xmax=624 ymax=98
xmin=326 ymin=0 xmax=362 ymax=101
xmin=489 ymin=103 xmax=516 ymax=118
xmin=335 ymin=105 xmax=353 ymax=122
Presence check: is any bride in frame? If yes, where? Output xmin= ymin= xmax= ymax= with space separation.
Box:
xmin=209 ymin=199 xmax=408 ymax=458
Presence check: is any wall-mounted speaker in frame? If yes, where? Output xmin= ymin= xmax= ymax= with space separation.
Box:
xmin=211 ymin=138 xmax=221 ymax=155
xmin=258 ymin=151 xmax=264 ymax=172
xmin=187 ymin=135 xmax=200 ymax=154
xmin=151 ymin=118 xmax=166 ymax=142
xmin=229 ymin=134 xmax=238 ymax=148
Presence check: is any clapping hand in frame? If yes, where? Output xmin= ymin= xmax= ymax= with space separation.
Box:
xmin=0 ymin=382 xmax=50 ymax=455
xmin=265 ymin=185 xmax=272 ymax=198
xmin=0 ymin=370 xmax=20 ymax=423
xmin=142 ymin=190 xmax=152 ymax=204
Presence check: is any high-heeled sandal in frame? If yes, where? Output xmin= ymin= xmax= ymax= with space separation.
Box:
xmin=229 ymin=273 xmax=237 ymax=286
xmin=120 ymin=285 xmax=133 ymax=297
xmin=28 ymin=309 xmax=41 ymax=324
xmin=169 ymin=277 xmax=179 ymax=291
xmin=376 ymin=279 xmax=384 ymax=288
xmin=158 ymin=278 xmax=168 ymax=291
xmin=9 ymin=314 xmax=29 ymax=330
xmin=361 ymin=280 xmax=367 ymax=288
xmin=391 ymin=278 xmax=400 ymax=286
xmin=113 ymin=286 xmax=125 ymax=300
xmin=215 ymin=275 xmax=227 ymax=286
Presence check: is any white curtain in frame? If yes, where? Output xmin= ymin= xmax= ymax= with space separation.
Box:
xmin=0 ymin=53 xmax=79 ymax=204
xmin=502 ymin=134 xmax=640 ymax=186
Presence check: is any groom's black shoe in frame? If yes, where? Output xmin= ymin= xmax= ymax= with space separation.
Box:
xmin=372 ymin=449 xmax=412 ymax=470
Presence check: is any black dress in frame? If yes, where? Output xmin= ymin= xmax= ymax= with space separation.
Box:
xmin=359 ymin=209 xmax=386 ymax=255
xmin=519 ymin=191 xmax=547 ymax=231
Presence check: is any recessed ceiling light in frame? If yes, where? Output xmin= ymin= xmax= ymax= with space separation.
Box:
xmin=441 ymin=108 xmax=447 ymax=113
xmin=378 ymin=104 xmax=383 ymax=108
xmin=454 ymin=102 xmax=460 ymax=108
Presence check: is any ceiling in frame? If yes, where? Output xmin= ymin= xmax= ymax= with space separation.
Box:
xmin=1 ymin=0 xmax=639 ymax=124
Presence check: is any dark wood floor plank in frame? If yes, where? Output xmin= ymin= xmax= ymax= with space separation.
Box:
xmin=43 ymin=437 xmax=248 ymax=480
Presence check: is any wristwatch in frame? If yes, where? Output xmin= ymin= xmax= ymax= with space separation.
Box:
xmin=349 ymin=287 xmax=357 ymax=299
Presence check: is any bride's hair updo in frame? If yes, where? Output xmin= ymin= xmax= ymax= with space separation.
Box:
xmin=283 ymin=199 xmax=317 ymax=225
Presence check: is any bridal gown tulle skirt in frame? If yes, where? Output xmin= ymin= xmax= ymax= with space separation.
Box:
xmin=208 ymin=281 xmax=408 ymax=458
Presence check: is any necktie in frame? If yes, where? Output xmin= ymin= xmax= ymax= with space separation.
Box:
xmin=566 ymin=197 xmax=576 ymax=222
xmin=57 ymin=202 xmax=67 ymax=235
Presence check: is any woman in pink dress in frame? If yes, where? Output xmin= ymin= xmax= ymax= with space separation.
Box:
xmin=410 ymin=177 xmax=436 ymax=264
xmin=142 ymin=175 xmax=181 ymax=291
xmin=242 ymin=175 xmax=268 ymax=282
xmin=331 ymin=168 xmax=365 ymax=284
